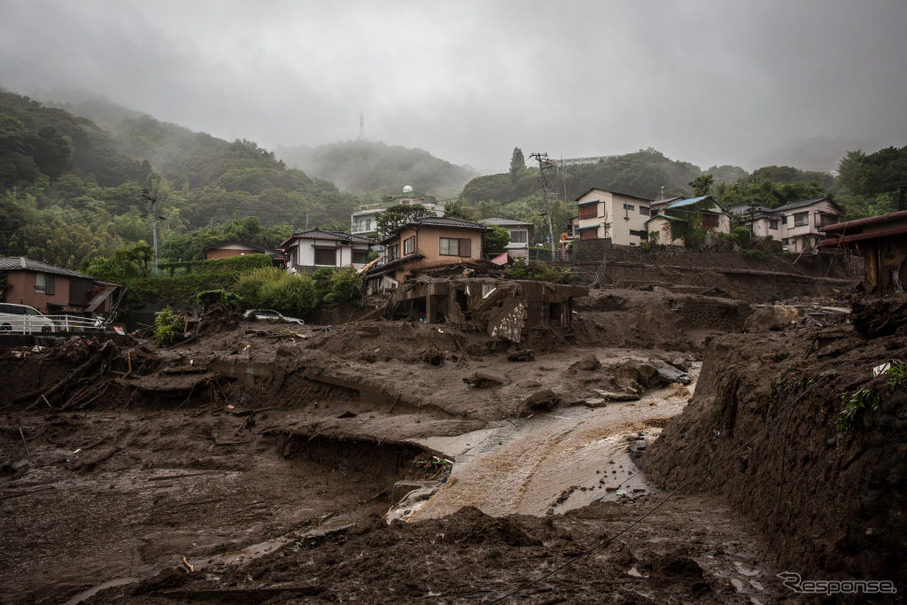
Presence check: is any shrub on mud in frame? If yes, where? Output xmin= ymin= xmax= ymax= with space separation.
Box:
xmin=153 ymin=306 xmax=185 ymax=347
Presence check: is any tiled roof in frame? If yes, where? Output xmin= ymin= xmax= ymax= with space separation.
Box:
xmin=575 ymin=187 xmax=653 ymax=203
xmin=480 ymin=218 xmax=534 ymax=227
xmin=820 ymin=209 xmax=907 ymax=233
xmin=409 ymin=216 xmax=487 ymax=229
xmin=0 ymin=257 xmax=93 ymax=279
xmin=774 ymin=197 xmax=839 ymax=213
xmin=282 ymin=229 xmax=374 ymax=247
xmin=202 ymin=240 xmax=282 ymax=257
xmin=728 ymin=204 xmax=774 ymax=216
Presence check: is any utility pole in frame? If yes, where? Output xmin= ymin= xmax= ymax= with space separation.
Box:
xmin=530 ymin=152 xmax=556 ymax=260
xmin=141 ymin=188 xmax=160 ymax=273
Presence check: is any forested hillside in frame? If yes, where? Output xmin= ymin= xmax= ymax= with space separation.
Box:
xmin=277 ymin=140 xmax=478 ymax=200
xmin=2 ymin=88 xmax=904 ymax=270
xmin=0 ymin=90 xmax=358 ymax=268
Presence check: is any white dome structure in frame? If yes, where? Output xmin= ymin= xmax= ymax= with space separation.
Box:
xmin=403 ymin=185 xmax=414 ymax=194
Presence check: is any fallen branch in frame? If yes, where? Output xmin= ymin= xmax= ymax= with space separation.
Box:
xmin=15 ymin=342 xmax=113 ymax=408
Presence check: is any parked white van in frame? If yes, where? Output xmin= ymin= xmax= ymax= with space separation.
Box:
xmin=0 ymin=303 xmax=56 ymax=333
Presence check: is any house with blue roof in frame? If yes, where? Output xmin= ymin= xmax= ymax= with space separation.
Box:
xmin=646 ymin=195 xmax=732 ymax=246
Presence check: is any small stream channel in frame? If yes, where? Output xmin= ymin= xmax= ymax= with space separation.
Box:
xmin=401 ymin=365 xmax=699 ymax=521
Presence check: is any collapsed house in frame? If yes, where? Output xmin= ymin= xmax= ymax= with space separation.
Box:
xmin=384 ymin=277 xmax=588 ymax=343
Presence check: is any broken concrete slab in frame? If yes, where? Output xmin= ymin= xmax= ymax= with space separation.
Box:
xmin=650 ymin=359 xmax=692 ymax=385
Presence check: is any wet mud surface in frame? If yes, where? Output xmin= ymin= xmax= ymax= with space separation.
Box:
xmin=4 ymin=284 xmax=893 ymax=603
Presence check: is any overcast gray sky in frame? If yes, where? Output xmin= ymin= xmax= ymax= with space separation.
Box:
xmin=1 ymin=0 xmax=905 ymax=174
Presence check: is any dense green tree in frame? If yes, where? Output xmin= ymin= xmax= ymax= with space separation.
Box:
xmin=836 ymin=146 xmax=907 ymax=197
xmin=482 ymin=226 xmax=511 ymax=255
xmin=375 ymin=204 xmax=428 ymax=236
xmin=689 ymin=174 xmax=714 ymax=197
xmin=510 ymin=147 xmax=526 ymax=181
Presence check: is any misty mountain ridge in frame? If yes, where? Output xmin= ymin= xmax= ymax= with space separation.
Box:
xmin=276 ymin=140 xmax=479 ymax=200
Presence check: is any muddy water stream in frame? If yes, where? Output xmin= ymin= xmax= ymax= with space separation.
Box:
xmin=409 ymin=366 xmax=699 ymax=520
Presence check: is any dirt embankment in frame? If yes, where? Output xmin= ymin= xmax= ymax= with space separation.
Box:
xmin=644 ymin=297 xmax=907 ymax=588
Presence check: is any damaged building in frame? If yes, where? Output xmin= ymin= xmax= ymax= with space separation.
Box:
xmin=819 ymin=208 xmax=907 ymax=294
xmin=384 ymin=278 xmax=588 ymax=343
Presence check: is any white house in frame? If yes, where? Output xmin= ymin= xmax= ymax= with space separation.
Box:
xmin=351 ymin=187 xmax=445 ymax=237
xmin=574 ymin=188 xmax=654 ymax=246
xmin=480 ymin=218 xmax=534 ymax=259
xmin=281 ymin=229 xmax=373 ymax=272
xmin=729 ymin=197 xmax=843 ymax=253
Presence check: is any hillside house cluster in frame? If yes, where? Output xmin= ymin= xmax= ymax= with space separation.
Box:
xmin=729 ymin=197 xmax=843 ymax=253
xmin=571 ymin=188 xmax=732 ymax=247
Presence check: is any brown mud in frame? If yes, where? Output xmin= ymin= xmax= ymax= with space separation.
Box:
xmin=4 ymin=277 xmax=901 ymax=604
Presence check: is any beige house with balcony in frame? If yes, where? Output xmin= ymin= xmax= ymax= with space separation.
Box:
xmin=366 ymin=216 xmax=487 ymax=291
xmin=574 ymin=188 xmax=654 ymax=246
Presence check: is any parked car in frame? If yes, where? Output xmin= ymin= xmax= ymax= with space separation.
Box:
xmin=242 ymin=309 xmax=305 ymax=325
xmin=0 ymin=303 xmax=56 ymax=333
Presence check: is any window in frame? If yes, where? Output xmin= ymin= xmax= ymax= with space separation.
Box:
xmin=35 ymin=273 xmax=55 ymax=295
xmin=352 ymin=249 xmax=369 ymax=264
xmin=365 ymin=219 xmax=372 ymax=231
xmin=403 ymin=236 xmax=415 ymax=255
xmin=440 ymin=237 xmax=459 ymax=256
xmin=768 ymin=219 xmax=779 ymax=230
xmin=440 ymin=237 xmax=471 ymax=257
xmin=639 ymin=207 xmax=649 ymax=216
xmin=578 ymin=203 xmax=598 ymax=220
xmin=782 ymin=238 xmax=790 ymax=246
xmin=313 ymin=247 xmax=336 ymax=266
xmin=701 ymin=214 xmax=719 ymax=230
xmin=629 ymin=229 xmax=648 ymax=240
xmin=623 ymin=204 xmax=635 ymax=211
xmin=509 ymin=230 xmax=528 ymax=243
xmin=388 ymin=244 xmax=399 ymax=261
xmin=793 ymin=212 xmax=809 ymax=227
xmin=818 ymin=213 xmax=838 ymax=228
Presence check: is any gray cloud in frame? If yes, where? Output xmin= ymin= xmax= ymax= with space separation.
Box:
xmin=1 ymin=0 xmax=905 ymax=174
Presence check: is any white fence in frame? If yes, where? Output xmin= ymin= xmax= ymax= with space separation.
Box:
xmin=50 ymin=315 xmax=108 ymax=332
xmin=0 ymin=315 xmax=108 ymax=334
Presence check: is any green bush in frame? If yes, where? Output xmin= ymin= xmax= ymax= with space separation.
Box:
xmin=234 ymin=266 xmax=286 ymax=308
xmin=324 ymin=267 xmax=362 ymax=305
xmin=731 ymin=226 xmax=752 ymax=248
xmin=153 ymin=306 xmax=184 ymax=347
xmin=129 ymin=272 xmax=243 ymax=305
xmin=259 ymin=273 xmax=317 ymax=317
xmin=159 ymin=253 xmax=274 ymax=276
